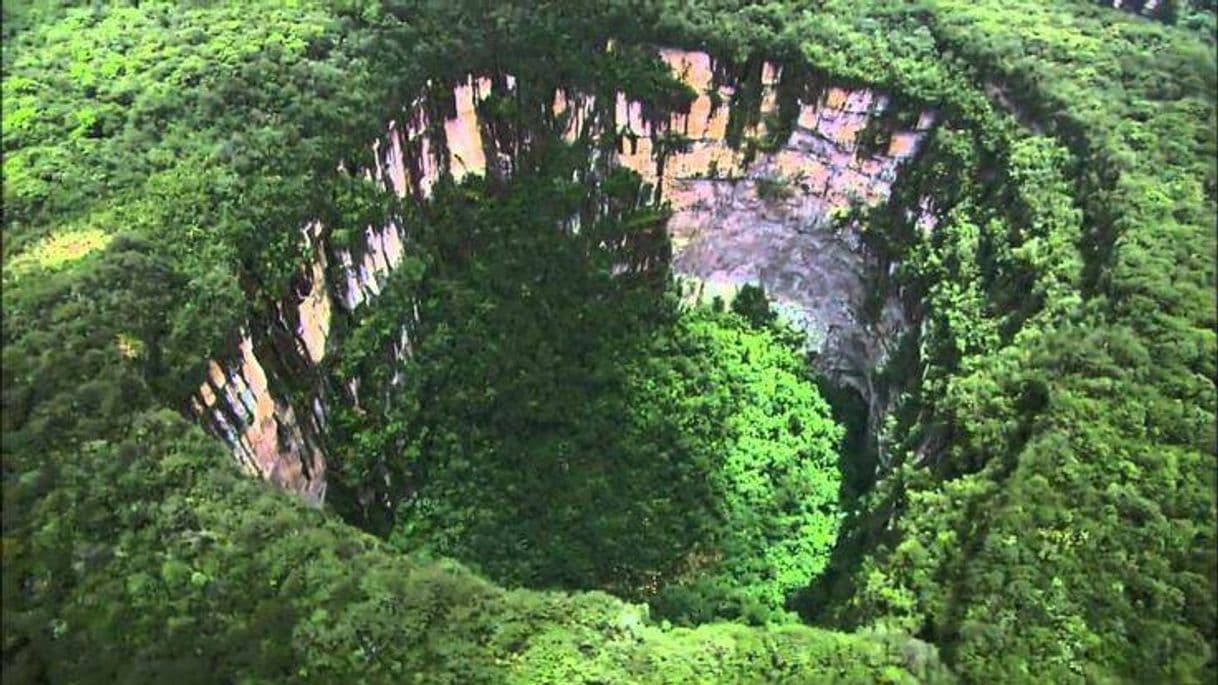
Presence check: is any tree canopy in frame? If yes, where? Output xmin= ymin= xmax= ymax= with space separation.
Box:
xmin=3 ymin=1 xmax=1214 ymax=683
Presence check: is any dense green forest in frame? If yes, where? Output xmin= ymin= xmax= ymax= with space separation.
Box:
xmin=326 ymin=165 xmax=844 ymax=627
xmin=2 ymin=1 xmax=1215 ymax=683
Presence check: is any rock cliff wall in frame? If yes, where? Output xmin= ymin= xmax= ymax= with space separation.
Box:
xmin=190 ymin=49 xmax=935 ymax=502
xmin=615 ymin=50 xmax=933 ymax=402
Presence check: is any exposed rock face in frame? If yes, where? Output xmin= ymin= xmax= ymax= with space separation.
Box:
xmin=191 ymin=335 xmax=327 ymax=503
xmin=191 ymin=79 xmax=483 ymax=503
xmin=614 ymin=51 xmax=932 ymax=401
xmin=191 ymin=49 xmax=935 ymax=501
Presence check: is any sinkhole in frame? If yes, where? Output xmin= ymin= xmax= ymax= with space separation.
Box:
xmin=189 ymin=46 xmax=932 ymax=625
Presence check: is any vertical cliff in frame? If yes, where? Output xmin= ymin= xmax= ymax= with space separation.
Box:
xmin=613 ymin=51 xmax=934 ymax=406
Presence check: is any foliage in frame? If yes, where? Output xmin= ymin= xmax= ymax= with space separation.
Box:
xmin=320 ymin=166 xmax=843 ymax=626
xmin=704 ymin=3 xmax=1216 ymax=683
xmin=2 ymin=0 xmax=1214 ymax=683
xmin=1 ymin=409 xmax=949 ymax=683
xmin=730 ymin=283 xmax=779 ymax=329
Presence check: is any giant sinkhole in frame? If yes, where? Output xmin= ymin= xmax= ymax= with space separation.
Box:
xmin=6 ymin=3 xmax=1212 ymax=681
xmin=189 ymin=45 xmax=937 ymax=622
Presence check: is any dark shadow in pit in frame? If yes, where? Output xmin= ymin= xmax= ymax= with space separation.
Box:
xmin=790 ymin=374 xmax=879 ymax=623
xmin=817 ymin=377 xmax=877 ymax=506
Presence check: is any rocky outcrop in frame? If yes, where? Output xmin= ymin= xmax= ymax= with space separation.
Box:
xmin=190 ymin=78 xmax=491 ymax=503
xmin=612 ymin=51 xmax=933 ymax=402
xmin=191 ymin=49 xmax=936 ymax=502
